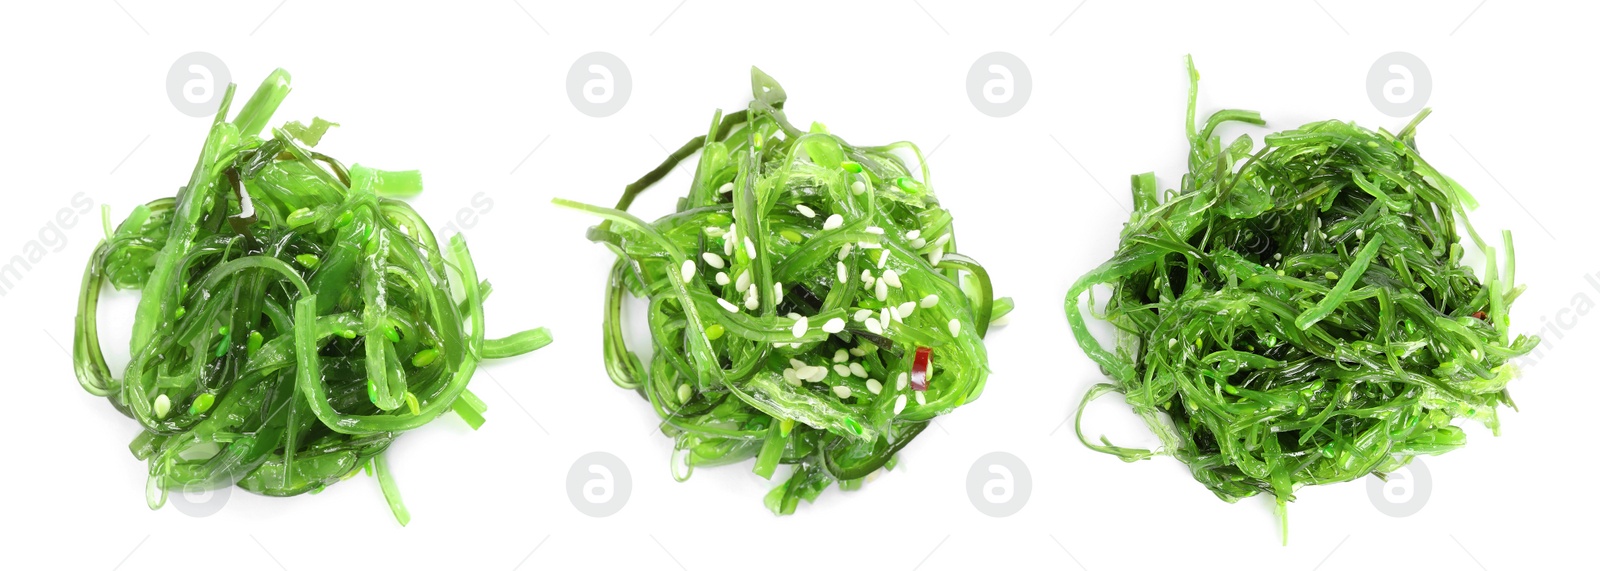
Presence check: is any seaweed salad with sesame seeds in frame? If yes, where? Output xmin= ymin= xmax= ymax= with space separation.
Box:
xmin=72 ymin=69 xmax=550 ymax=525
xmin=555 ymin=67 xmax=1011 ymax=513
xmin=1065 ymin=56 xmax=1539 ymax=540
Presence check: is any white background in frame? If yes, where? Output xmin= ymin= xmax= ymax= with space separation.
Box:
xmin=3 ymin=1 xmax=1596 ymax=569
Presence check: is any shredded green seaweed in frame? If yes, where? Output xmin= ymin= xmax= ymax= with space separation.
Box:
xmin=1065 ymin=57 xmax=1538 ymax=540
xmin=73 ymin=69 xmax=550 ymax=524
xmin=556 ymin=68 xmax=1010 ymax=513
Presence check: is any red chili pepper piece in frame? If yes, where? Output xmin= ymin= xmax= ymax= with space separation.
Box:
xmin=910 ymin=346 xmax=931 ymax=391
xmin=1472 ymin=311 xmax=1487 ymax=320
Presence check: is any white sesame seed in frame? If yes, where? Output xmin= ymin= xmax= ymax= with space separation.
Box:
xmin=864 ymin=317 xmax=883 ymax=334
xmin=832 ymin=385 xmax=852 ymax=399
xmin=875 ymin=279 xmax=888 ymax=301
xmin=865 ymin=226 xmax=884 ymax=235
xmin=724 ymin=235 xmax=735 ymax=257
xmin=834 ymin=349 xmax=849 ymax=363
xmin=882 ymin=269 xmax=901 ymax=288
xmin=857 ymin=241 xmax=881 ymax=249
xmin=837 ymin=261 xmax=848 ymax=282
xmin=915 ymin=391 xmax=926 ymax=405
xmin=910 ymin=238 xmax=926 ymax=248
xmin=681 ymin=259 xmax=697 ymax=282
xmin=893 ymin=394 xmax=907 ymax=415
xmin=792 ymin=316 xmax=809 ymax=338
xmin=860 ymin=269 xmax=874 ymax=282
xmin=948 ymin=319 xmax=961 ymax=336
xmin=850 ymin=180 xmax=866 ymax=194
xmin=850 ymin=346 xmax=867 ymax=357
xmin=897 ymin=301 xmax=917 ymax=317
xmin=705 ymin=226 xmax=726 ymax=238
xmin=806 ymin=366 xmax=828 ymax=383
xmin=822 ymin=317 xmax=845 ymax=334
xmin=790 ymin=358 xmax=807 ymax=370
xmin=849 ymin=362 xmax=868 ymax=378
xmin=715 ymin=272 xmax=730 ymax=286
xmin=719 ymin=182 xmax=734 ymax=194
xmin=1273 ymin=253 xmax=1283 ymax=261
xmin=745 ymin=289 xmax=760 ymax=310
xmin=928 ymin=249 xmax=944 ymax=267
xmin=787 ymin=312 xmax=802 ymax=320
xmin=866 ymin=378 xmax=882 ymax=395
xmin=895 ymin=372 xmax=908 ymax=391
xmin=783 ymin=368 xmax=800 ymax=385
xmin=906 ymin=230 xmax=921 ymax=240
xmin=823 ymin=213 xmax=844 ymax=230
xmin=876 ymin=249 xmax=889 ymax=269
xmin=791 ymin=342 xmax=803 ymax=349
xmin=773 ymin=281 xmax=783 ymax=300
xmin=1355 ymin=228 xmax=1365 ymax=240
xmin=833 ymin=364 xmax=851 ymax=376
xmin=796 ymin=204 xmax=816 ymax=218
xmin=736 ymin=271 xmax=751 ymax=292
xmin=153 ymin=394 xmax=171 ymax=418
xmin=717 ymin=298 xmax=739 ymax=312
xmin=920 ymin=294 xmax=939 ymax=308
xmin=677 ymin=384 xmax=693 ymax=404
xmin=889 ymin=306 xmax=903 ymax=323
xmin=853 ymin=309 xmax=872 ymax=322
xmin=796 ymin=365 xmax=818 ymax=379
xmin=701 ymin=252 xmax=725 ymax=269
xmin=744 ymin=237 xmax=757 ymax=257
xmin=837 ymin=243 xmax=853 ymax=260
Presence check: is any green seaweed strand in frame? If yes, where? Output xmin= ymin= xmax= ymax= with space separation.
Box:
xmin=73 ymin=69 xmax=551 ymax=524
xmin=1065 ymin=56 xmax=1538 ymax=541
xmin=557 ymin=68 xmax=1011 ymax=513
